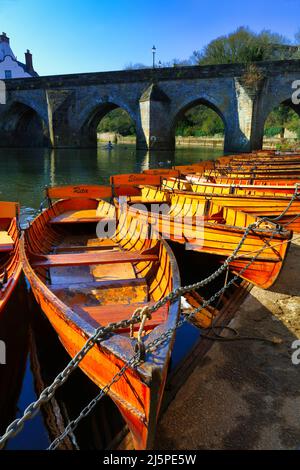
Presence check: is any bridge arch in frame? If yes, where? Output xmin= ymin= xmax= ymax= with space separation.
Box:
xmin=73 ymin=97 xmax=138 ymax=147
xmin=0 ymin=100 xmax=50 ymax=147
xmin=170 ymin=96 xmax=227 ymax=149
xmin=262 ymin=97 xmax=300 ymax=147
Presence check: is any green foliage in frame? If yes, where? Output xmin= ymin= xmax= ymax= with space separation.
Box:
xmin=115 ymin=27 xmax=300 ymax=139
xmin=97 ymin=109 xmax=136 ymax=136
xmin=286 ymin=113 xmax=300 ymax=139
xmin=175 ymin=105 xmax=224 ymax=137
xmin=264 ymin=127 xmax=283 ymax=137
xmin=192 ymin=27 xmax=292 ymax=65
xmin=264 ymin=104 xmax=300 ymax=138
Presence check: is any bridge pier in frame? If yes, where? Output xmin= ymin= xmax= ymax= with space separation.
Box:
xmin=138 ymin=83 xmax=174 ymax=151
xmin=223 ymin=78 xmax=265 ymax=153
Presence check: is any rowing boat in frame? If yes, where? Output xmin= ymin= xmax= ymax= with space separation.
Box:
xmin=150 ymin=184 xmax=300 ymax=232
xmin=124 ymin=186 xmax=292 ymax=289
xmin=0 ymin=201 xmax=21 ymax=315
xmin=21 ymin=186 xmax=181 ymax=450
xmin=173 ymin=164 xmax=300 ymax=183
xmin=218 ymin=151 xmax=300 ymax=165
xmin=197 ymin=167 xmax=300 ymax=179
xmin=163 ymin=176 xmax=298 ymax=196
xmin=217 ymin=159 xmax=300 ymax=168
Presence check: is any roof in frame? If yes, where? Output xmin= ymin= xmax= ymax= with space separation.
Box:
xmin=0 ymin=39 xmax=16 ymax=62
xmin=0 ymin=34 xmax=38 ymax=77
xmin=16 ymin=59 xmax=39 ymax=77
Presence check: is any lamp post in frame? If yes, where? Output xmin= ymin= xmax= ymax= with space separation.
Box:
xmin=152 ymin=45 xmax=156 ymax=68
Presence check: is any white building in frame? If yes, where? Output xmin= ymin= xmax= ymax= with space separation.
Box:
xmin=0 ymin=32 xmax=38 ymax=79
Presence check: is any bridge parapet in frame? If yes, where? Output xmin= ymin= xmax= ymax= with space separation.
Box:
xmin=0 ymin=59 xmax=299 ymax=151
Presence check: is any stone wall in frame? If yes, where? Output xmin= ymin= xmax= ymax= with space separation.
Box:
xmin=0 ymin=59 xmax=300 ymax=152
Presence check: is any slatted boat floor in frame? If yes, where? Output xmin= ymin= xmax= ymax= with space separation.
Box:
xmin=73 ymin=302 xmax=168 ymax=332
xmin=47 ymin=233 xmax=154 ymax=335
xmin=50 ymin=209 xmax=102 ymax=224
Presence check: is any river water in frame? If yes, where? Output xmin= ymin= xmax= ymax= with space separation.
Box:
xmin=0 ymin=144 xmax=223 ymax=450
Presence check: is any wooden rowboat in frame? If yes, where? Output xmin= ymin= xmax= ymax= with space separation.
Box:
xmin=0 ymin=202 xmax=22 ymax=315
xmin=217 ymin=159 xmax=300 ymax=168
xmin=164 ymin=176 xmax=299 ymax=196
xmin=124 ymin=186 xmax=292 ymax=289
xmin=215 ymin=164 xmax=300 ymax=173
xmin=147 ymin=185 xmax=300 ymax=233
xmin=218 ymin=151 xmax=300 ymax=165
xmin=193 ymin=175 xmax=300 ymax=186
xmin=199 ymin=168 xmax=300 ymax=180
xmin=173 ymin=164 xmax=300 ymax=183
xmin=21 ymin=186 xmax=181 ymax=450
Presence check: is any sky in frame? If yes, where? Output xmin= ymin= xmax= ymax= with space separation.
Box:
xmin=0 ymin=0 xmax=300 ymax=76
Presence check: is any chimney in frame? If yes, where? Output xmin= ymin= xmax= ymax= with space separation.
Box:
xmin=0 ymin=32 xmax=9 ymax=43
xmin=25 ymin=49 xmax=34 ymax=73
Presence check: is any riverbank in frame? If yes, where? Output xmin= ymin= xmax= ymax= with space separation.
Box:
xmin=155 ymin=236 xmax=300 ymax=450
xmin=97 ymin=133 xmax=298 ymax=150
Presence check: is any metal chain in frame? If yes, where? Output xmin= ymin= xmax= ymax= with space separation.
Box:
xmin=0 ymin=185 xmax=296 ymax=449
xmin=48 ymin=354 xmax=140 ymax=450
xmin=0 ymin=312 xmax=151 ymax=448
xmin=48 ymin=220 xmax=282 ymax=450
xmin=264 ymin=183 xmax=299 ymax=222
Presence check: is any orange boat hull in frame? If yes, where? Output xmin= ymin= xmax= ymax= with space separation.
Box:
xmin=126 ymin=188 xmax=292 ymax=289
xmin=0 ymin=202 xmax=22 ymax=315
xmin=21 ymin=196 xmax=180 ymax=449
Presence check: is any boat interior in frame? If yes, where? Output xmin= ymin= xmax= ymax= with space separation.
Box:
xmin=0 ymin=202 xmax=18 ymax=290
xmin=127 ymin=185 xmax=260 ymax=229
xmin=26 ymin=198 xmax=177 ymax=338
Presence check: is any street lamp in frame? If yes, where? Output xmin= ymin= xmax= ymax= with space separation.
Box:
xmin=152 ymin=45 xmax=156 ymax=68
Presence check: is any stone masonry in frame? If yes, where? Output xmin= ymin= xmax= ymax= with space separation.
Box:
xmin=0 ymin=60 xmax=300 ymax=152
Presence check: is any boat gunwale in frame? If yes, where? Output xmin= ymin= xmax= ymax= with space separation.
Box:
xmin=0 ymin=206 xmax=22 ymax=314
xmin=20 ymin=198 xmax=181 ymax=381
xmin=125 ymin=196 xmax=292 ymax=241
xmin=172 ymin=177 xmax=299 ymax=191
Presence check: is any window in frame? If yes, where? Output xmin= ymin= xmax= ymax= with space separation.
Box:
xmin=4 ymin=70 xmax=12 ymax=79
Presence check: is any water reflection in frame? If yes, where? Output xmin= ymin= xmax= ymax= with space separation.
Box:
xmin=0 ymin=144 xmax=223 ymax=449
xmin=0 ymin=144 xmax=222 ymax=220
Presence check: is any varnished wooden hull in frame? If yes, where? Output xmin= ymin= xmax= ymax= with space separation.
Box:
xmin=21 ymin=197 xmax=180 ymax=450
xmin=164 ymin=176 xmax=298 ymax=196
xmin=159 ymin=184 xmax=300 ymax=232
xmin=126 ymin=187 xmax=292 ymax=289
xmin=0 ymin=202 xmax=22 ymax=315
xmin=218 ymin=151 xmax=300 ymax=165
xmin=174 ymin=165 xmax=300 ymax=185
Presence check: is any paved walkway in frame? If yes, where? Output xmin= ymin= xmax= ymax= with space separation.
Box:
xmin=156 ymin=237 xmax=300 ymax=450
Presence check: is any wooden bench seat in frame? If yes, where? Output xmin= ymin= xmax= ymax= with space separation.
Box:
xmin=49 ymin=277 xmax=147 ymax=291
xmin=50 ymin=209 xmax=113 ymax=224
xmin=0 ymin=231 xmax=14 ymax=252
xmin=53 ymin=244 xmax=118 ymax=253
xmin=31 ymin=250 xmax=159 ymax=268
xmin=74 ymin=301 xmax=168 ymax=332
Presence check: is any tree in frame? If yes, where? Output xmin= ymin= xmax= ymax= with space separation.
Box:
xmin=124 ymin=63 xmax=148 ymax=70
xmin=264 ymin=104 xmax=300 ymax=139
xmin=176 ymin=105 xmax=224 ymax=137
xmin=192 ymin=27 xmax=291 ymax=65
xmin=98 ymin=109 xmax=136 ymax=136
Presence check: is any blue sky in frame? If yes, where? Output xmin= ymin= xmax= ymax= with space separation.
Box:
xmin=0 ymin=0 xmax=299 ymax=76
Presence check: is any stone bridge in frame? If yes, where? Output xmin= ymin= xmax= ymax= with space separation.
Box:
xmin=0 ymin=60 xmax=300 ymax=152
